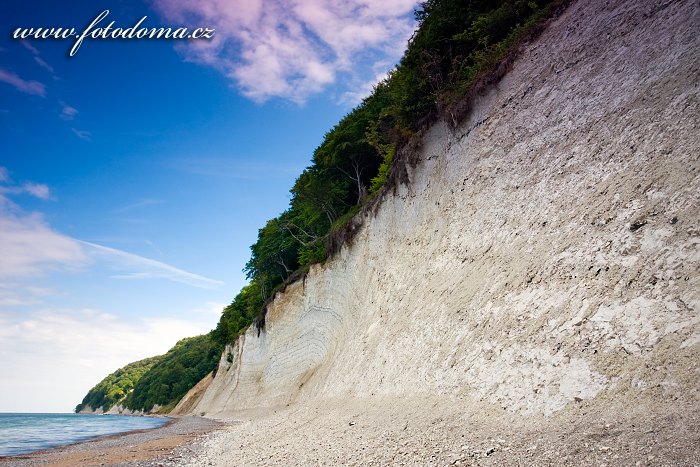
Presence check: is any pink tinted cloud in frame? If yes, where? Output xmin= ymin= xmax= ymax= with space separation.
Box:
xmin=34 ymin=57 xmax=55 ymax=75
xmin=60 ymin=104 xmax=78 ymax=120
xmin=20 ymin=41 xmax=40 ymax=55
xmin=0 ymin=69 xmax=46 ymax=97
xmin=0 ymin=168 xmax=51 ymax=201
xmin=153 ymin=0 xmax=418 ymax=103
xmin=22 ymin=183 xmax=51 ymax=200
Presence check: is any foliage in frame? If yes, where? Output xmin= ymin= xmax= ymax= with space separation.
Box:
xmin=121 ymin=334 xmax=222 ymax=413
xmin=212 ymin=284 xmax=263 ymax=344
xmin=74 ymin=356 xmax=162 ymax=413
xmin=211 ymin=0 xmax=563 ymax=344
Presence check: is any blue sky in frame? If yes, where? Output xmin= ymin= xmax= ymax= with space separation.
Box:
xmin=0 ymin=0 xmax=417 ymax=412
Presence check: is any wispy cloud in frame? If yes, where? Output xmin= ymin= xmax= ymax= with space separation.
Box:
xmin=20 ymin=41 xmax=40 ymax=55
xmin=0 ymin=170 xmax=82 ymax=278
xmin=114 ymin=198 xmax=164 ymax=213
xmin=0 ymin=167 xmax=219 ymax=290
xmin=143 ymin=239 xmax=164 ymax=258
xmin=0 ymin=204 xmax=222 ymax=288
xmin=154 ymin=0 xmax=418 ymax=103
xmin=71 ymin=128 xmax=91 ymax=141
xmin=80 ymin=241 xmax=225 ymax=289
xmin=0 ymin=205 xmax=221 ymax=287
xmin=60 ymin=104 xmax=78 ymax=120
xmin=0 ymin=286 xmax=41 ymax=308
xmin=22 ymin=182 xmax=51 ymax=200
xmin=0 ymin=210 xmax=88 ymax=278
xmin=34 ymin=56 xmax=55 ymax=74
xmin=0 ymin=168 xmax=52 ymax=200
xmin=0 ymin=284 xmax=55 ymax=308
xmin=20 ymin=40 xmax=59 ymax=83
xmin=0 ymin=183 xmax=51 ymax=200
xmin=0 ymin=68 xmax=46 ymax=97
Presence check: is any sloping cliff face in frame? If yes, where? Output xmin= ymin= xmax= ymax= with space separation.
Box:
xmin=170 ymin=373 xmax=213 ymax=416
xmin=194 ymin=0 xmax=699 ymax=419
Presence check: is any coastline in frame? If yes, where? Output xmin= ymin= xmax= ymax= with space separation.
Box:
xmin=0 ymin=416 xmax=223 ymax=467
xmin=3 ymin=400 xmax=698 ymax=466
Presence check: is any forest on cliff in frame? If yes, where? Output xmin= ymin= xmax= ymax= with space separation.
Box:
xmin=78 ymin=0 xmax=566 ymax=413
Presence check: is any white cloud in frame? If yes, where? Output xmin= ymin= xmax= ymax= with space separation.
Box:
xmin=34 ymin=56 xmax=55 ymax=75
xmin=0 ymin=296 xmax=40 ymax=307
xmin=154 ymin=0 xmax=418 ymax=103
xmin=0 ymin=284 xmax=54 ymax=308
xmin=0 ymin=168 xmax=222 ymax=289
xmin=24 ymin=286 xmax=55 ymax=297
xmin=0 ymin=171 xmax=80 ymax=278
xmin=0 ymin=68 xmax=46 ymax=97
xmin=60 ymin=104 xmax=78 ymax=120
xmin=21 ymin=40 xmax=58 ymax=79
xmin=71 ymin=128 xmax=91 ymax=141
xmin=0 ymin=306 xmax=217 ymax=412
xmin=22 ymin=182 xmax=51 ymax=200
xmin=0 ymin=182 xmax=51 ymax=201
xmin=0 ymin=210 xmax=88 ymax=278
xmin=80 ymin=241 xmax=225 ymax=290
xmin=0 ymin=213 xmax=220 ymax=289
xmin=21 ymin=41 xmax=40 ymax=56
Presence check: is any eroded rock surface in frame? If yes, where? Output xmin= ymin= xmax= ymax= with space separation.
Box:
xmin=184 ymin=0 xmax=699 ymax=463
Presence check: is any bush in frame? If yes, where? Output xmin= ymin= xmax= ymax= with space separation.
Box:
xmin=122 ymin=334 xmax=222 ymax=412
xmin=74 ymin=356 xmax=162 ymax=413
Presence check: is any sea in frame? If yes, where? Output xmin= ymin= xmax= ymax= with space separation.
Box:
xmin=0 ymin=413 xmax=169 ymax=456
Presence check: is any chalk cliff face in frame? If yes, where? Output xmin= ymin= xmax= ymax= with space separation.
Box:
xmin=77 ymin=404 xmax=147 ymax=415
xmin=193 ymin=0 xmax=699 ymax=418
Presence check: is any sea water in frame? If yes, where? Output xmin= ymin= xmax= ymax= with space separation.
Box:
xmin=0 ymin=413 xmax=169 ymax=456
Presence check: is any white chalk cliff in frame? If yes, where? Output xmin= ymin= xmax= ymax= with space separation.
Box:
xmin=191 ymin=0 xmax=699 ymax=419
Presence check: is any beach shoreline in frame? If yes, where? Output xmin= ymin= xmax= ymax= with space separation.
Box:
xmin=3 ymin=398 xmax=698 ymax=466
xmin=0 ymin=416 xmax=223 ymax=467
